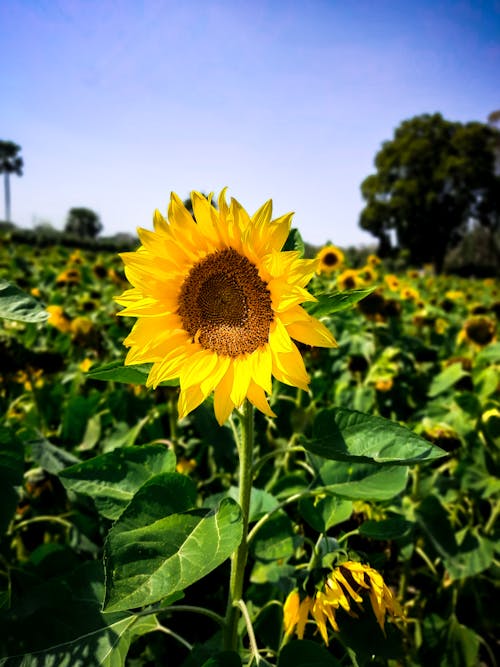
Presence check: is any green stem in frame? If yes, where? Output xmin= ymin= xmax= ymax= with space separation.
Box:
xmin=224 ymin=400 xmax=254 ymax=651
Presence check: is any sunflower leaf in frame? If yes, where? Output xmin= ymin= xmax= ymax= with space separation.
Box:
xmin=0 ymin=280 xmax=49 ymax=322
xmin=59 ymin=444 xmax=177 ymax=520
xmin=302 ymin=407 xmax=446 ymax=464
xmin=306 ymin=288 xmax=377 ymax=317
xmin=283 ymin=227 xmax=305 ymax=256
xmin=103 ymin=497 xmax=242 ymax=612
xmin=85 ymin=359 xmax=178 ymax=386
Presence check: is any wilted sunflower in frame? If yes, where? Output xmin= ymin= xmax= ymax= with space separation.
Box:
xmin=116 ymin=190 xmax=337 ymax=424
xmin=317 ymin=245 xmax=344 ymax=274
xmin=283 ymin=561 xmax=402 ymax=644
xmin=458 ymin=315 xmax=496 ymax=347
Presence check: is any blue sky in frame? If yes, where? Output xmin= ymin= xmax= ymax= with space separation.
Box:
xmin=1 ymin=0 xmax=499 ymax=247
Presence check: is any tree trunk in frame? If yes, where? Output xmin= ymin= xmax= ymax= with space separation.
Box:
xmin=4 ymin=171 xmax=11 ymax=222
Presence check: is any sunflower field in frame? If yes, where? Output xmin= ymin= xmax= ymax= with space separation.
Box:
xmin=0 ymin=193 xmax=499 ymax=667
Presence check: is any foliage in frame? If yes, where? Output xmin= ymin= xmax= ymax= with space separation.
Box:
xmin=64 ymin=206 xmax=103 ymax=239
xmin=359 ymin=113 xmax=500 ymax=272
xmin=0 ymin=236 xmax=499 ymax=666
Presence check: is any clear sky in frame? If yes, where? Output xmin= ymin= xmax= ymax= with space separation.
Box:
xmin=1 ymin=0 xmax=499 ymax=247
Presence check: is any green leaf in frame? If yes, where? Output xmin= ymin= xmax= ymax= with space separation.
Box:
xmin=278 ymin=640 xmax=340 ymax=666
xmin=86 ymin=359 xmax=178 ymax=385
xmin=251 ymin=511 xmax=297 ymax=562
xmin=283 ymin=227 xmax=305 ymax=256
xmin=299 ymin=495 xmax=352 ymax=532
xmin=428 ymin=362 xmax=469 ymax=397
xmin=447 ymin=528 xmax=495 ymax=581
xmin=475 ymin=342 xmax=500 ymax=365
xmin=59 ymin=444 xmax=177 ymax=519
xmin=0 ymin=280 xmax=49 ymax=322
xmin=302 ymin=407 xmax=446 ymax=464
xmin=0 ymin=561 xmax=158 ymax=667
xmin=306 ymin=288 xmax=376 ymax=317
xmin=415 ymin=494 xmax=458 ymax=560
xmin=104 ymin=497 xmax=242 ymax=612
xmin=205 ymin=486 xmax=279 ymax=522
xmin=359 ymin=517 xmax=413 ymax=539
xmin=27 ymin=434 xmax=81 ymax=474
xmin=319 ymin=461 xmax=409 ymax=500
xmin=0 ymin=427 xmax=24 ymax=535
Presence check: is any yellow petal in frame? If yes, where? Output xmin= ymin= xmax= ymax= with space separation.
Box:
xmin=246 ymin=381 xmax=276 ymax=417
xmin=230 ymin=356 xmax=252 ymax=407
xmin=214 ymin=365 xmax=235 ymax=425
xmin=178 ymin=385 xmax=206 ymax=419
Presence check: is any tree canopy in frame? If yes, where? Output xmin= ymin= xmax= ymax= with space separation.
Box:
xmin=359 ymin=113 xmax=500 ymax=271
xmin=64 ymin=207 xmax=103 ymax=239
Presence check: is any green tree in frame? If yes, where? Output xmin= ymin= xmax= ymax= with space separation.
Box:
xmin=359 ymin=113 xmax=500 ymax=271
xmin=64 ymin=207 xmax=103 ymax=239
xmin=0 ymin=140 xmax=23 ymax=222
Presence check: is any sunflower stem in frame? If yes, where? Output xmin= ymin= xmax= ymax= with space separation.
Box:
xmin=224 ymin=400 xmax=254 ymax=651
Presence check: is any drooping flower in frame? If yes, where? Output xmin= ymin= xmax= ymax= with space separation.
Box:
xmin=458 ymin=315 xmax=496 ymax=348
xmin=283 ymin=561 xmax=402 ymax=644
xmin=116 ymin=190 xmax=337 ymax=425
xmin=317 ymin=245 xmax=344 ymax=274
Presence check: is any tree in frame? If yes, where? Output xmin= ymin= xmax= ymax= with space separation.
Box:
xmin=0 ymin=140 xmax=23 ymax=222
xmin=359 ymin=113 xmax=500 ymax=271
xmin=64 ymin=207 xmax=103 ymax=239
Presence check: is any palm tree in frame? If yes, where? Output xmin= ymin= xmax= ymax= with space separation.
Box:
xmin=0 ymin=141 xmax=23 ymax=222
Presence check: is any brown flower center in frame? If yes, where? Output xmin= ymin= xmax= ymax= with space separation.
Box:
xmin=323 ymin=252 xmax=339 ymax=267
xmin=178 ymin=248 xmax=273 ymax=356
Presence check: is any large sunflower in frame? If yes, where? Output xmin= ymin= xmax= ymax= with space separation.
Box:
xmin=116 ymin=190 xmax=337 ymax=425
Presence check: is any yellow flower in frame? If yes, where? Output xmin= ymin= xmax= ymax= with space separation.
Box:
xmin=55 ymin=268 xmax=80 ymax=286
xmin=400 ymin=286 xmax=419 ymax=301
xmin=317 ymin=245 xmax=344 ymax=274
xmin=375 ymin=377 xmax=393 ymax=392
xmin=337 ymin=269 xmax=362 ymax=291
xmin=367 ymin=253 xmax=381 ymax=267
xmin=283 ymin=561 xmax=402 ymax=645
xmin=46 ymin=305 xmax=71 ymax=333
xmin=445 ymin=290 xmax=464 ymax=301
xmin=30 ymin=287 xmax=41 ymax=298
xmin=116 ymin=190 xmax=337 ymax=425
xmin=176 ymin=457 xmax=197 ymax=474
xmin=357 ymin=265 xmax=378 ymax=284
xmin=79 ymin=358 xmax=93 ymax=372
xmin=384 ymin=274 xmax=400 ymax=291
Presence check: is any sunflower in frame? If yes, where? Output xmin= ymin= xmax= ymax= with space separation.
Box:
xmin=283 ymin=561 xmax=402 ymax=644
xmin=317 ymin=245 xmax=344 ymax=274
xmin=337 ymin=269 xmax=362 ymax=291
xmin=116 ymin=190 xmax=337 ymax=425
xmin=458 ymin=315 xmax=496 ymax=347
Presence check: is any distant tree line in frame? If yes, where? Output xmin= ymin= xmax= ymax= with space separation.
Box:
xmin=0 ymin=219 xmax=138 ymax=252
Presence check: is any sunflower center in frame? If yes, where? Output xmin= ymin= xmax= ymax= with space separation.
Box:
xmin=178 ymin=248 xmax=273 ymax=357
xmin=323 ymin=252 xmax=339 ymax=267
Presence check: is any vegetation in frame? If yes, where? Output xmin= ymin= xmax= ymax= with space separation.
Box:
xmin=0 ymin=230 xmax=498 ymax=666
xmin=359 ymin=114 xmax=500 ymax=272
xmin=64 ymin=206 xmax=103 ymax=240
